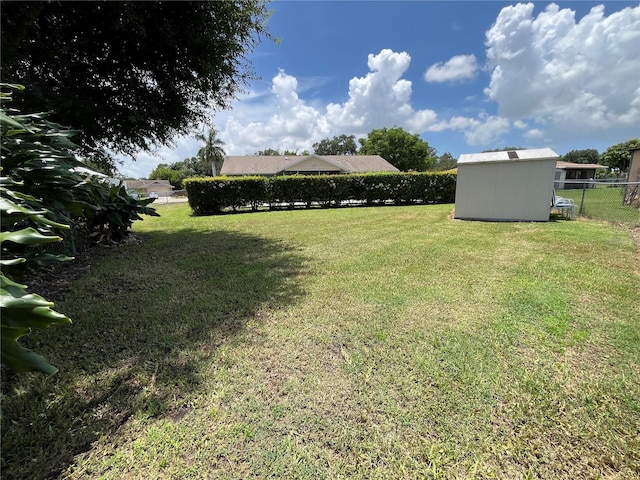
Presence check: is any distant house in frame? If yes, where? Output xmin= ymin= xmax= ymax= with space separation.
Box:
xmin=554 ymin=161 xmax=607 ymax=189
xmin=220 ymin=154 xmax=399 ymax=176
xmin=124 ymin=179 xmax=174 ymax=197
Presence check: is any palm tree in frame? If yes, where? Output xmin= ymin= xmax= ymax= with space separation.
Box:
xmin=195 ymin=127 xmax=226 ymax=176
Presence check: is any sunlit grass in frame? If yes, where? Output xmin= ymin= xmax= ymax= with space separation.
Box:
xmin=559 ymin=186 xmax=640 ymax=226
xmin=2 ymin=203 xmax=639 ymax=479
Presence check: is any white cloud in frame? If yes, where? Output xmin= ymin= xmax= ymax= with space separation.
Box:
xmin=484 ymin=2 xmax=640 ymax=143
xmin=117 ymin=135 xmax=202 ymax=178
xmin=428 ymin=113 xmax=511 ymax=145
xmin=114 ymin=2 xmax=640 ymax=177
xmin=524 ymin=128 xmax=545 ymax=141
xmin=424 ymin=54 xmax=478 ymax=83
xmin=220 ymin=49 xmax=439 ymax=155
xmin=325 ymin=49 xmax=437 ymax=133
xmin=220 ymin=69 xmax=326 ymax=155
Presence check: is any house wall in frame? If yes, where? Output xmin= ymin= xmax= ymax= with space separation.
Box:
xmin=558 ymin=168 xmax=598 ymax=189
xmin=455 ymin=159 xmax=556 ymax=221
xmin=126 ymin=181 xmax=173 ymax=195
xmin=144 ymin=184 xmax=173 ymax=194
xmin=284 ymin=158 xmax=343 ymax=174
xmin=554 ymin=169 xmax=567 ymax=190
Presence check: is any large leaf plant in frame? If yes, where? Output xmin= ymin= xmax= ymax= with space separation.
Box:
xmin=1 ymin=84 xmax=157 ymax=373
xmin=1 ymin=86 xmax=73 ymax=373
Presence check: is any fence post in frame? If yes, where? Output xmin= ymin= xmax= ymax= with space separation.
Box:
xmin=579 ymin=181 xmax=587 ymax=216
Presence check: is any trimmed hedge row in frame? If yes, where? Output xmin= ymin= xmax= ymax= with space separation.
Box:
xmin=184 ymin=172 xmax=457 ymax=215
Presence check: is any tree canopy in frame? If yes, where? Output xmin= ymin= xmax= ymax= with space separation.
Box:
xmin=149 ymin=162 xmax=192 ymax=190
xmin=600 ymin=139 xmax=640 ymax=172
xmin=482 ymin=147 xmax=525 ymax=152
xmin=313 ymin=134 xmax=357 ymax=155
xmin=562 ymin=149 xmax=600 ymax=164
xmin=1 ymin=1 xmax=271 ymax=169
xmin=429 ymin=152 xmax=457 ymax=171
xmin=254 ymin=149 xmax=305 ymax=156
xmin=196 ymin=128 xmax=226 ymax=176
xmin=359 ymin=127 xmax=436 ymax=171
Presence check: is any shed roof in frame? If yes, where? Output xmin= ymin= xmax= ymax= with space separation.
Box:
xmin=221 ymin=154 xmax=398 ymax=175
xmin=458 ymin=148 xmax=559 ymax=165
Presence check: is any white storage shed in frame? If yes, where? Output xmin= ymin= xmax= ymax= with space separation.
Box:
xmin=454 ymin=148 xmax=559 ymax=222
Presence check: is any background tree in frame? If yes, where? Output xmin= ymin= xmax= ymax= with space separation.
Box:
xmin=600 ymin=139 xmax=640 ymax=173
xmin=254 ymin=149 xmax=306 ymax=156
xmin=313 ymin=134 xmax=357 ymax=155
xmin=562 ymin=149 xmax=600 ymax=164
xmin=255 ymin=148 xmax=283 ymax=156
xmin=149 ymin=163 xmax=191 ymax=189
xmin=482 ymin=147 xmax=525 ymax=152
xmin=196 ymin=128 xmax=226 ymax=176
xmin=358 ymin=127 xmax=436 ymax=171
xmin=1 ymin=1 xmax=271 ymax=170
xmin=429 ymin=152 xmax=458 ymax=171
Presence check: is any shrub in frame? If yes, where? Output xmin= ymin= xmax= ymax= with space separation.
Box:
xmin=185 ymin=171 xmax=457 ymax=215
xmin=185 ymin=176 xmax=269 ymax=214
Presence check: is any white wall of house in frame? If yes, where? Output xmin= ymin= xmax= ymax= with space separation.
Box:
xmin=455 ymin=150 xmax=558 ymax=222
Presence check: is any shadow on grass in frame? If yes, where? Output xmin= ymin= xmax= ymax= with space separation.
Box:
xmin=1 ymin=230 xmax=309 ymax=480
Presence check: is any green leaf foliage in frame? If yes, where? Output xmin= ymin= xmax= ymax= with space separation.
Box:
xmin=1 ymin=84 xmax=158 ymax=374
xmin=196 ymin=128 xmax=226 ymax=177
xmin=0 ymin=227 xmax=62 ymax=246
xmin=0 ymin=175 xmax=71 ymax=373
xmin=185 ymin=172 xmax=456 ymax=214
xmin=312 ymin=134 xmax=358 ymax=156
xmin=185 ymin=176 xmax=269 ymax=215
xmin=1 ymin=275 xmax=70 ymax=374
xmin=1 ymin=1 xmax=272 ymax=169
xmin=600 ymin=139 xmax=640 ymax=172
xmin=358 ymin=127 xmax=437 ymax=171
xmin=562 ymin=149 xmax=601 ymax=165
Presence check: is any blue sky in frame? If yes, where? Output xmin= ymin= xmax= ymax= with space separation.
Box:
xmin=120 ymin=1 xmax=640 ymax=178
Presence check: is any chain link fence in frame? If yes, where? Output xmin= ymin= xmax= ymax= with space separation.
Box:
xmin=555 ymin=181 xmax=640 ymax=227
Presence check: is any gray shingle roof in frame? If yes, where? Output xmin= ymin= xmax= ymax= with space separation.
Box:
xmin=220 ymin=154 xmax=399 ymax=175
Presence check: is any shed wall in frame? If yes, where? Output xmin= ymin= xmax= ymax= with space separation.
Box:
xmin=454 ymin=159 xmax=556 ymax=221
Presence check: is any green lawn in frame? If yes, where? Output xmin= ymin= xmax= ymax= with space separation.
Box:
xmin=558 ymin=186 xmax=640 ymax=226
xmin=2 ymin=204 xmax=639 ymax=479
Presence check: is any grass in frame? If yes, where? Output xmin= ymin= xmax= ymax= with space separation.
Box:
xmin=558 ymin=186 xmax=640 ymax=226
xmin=2 ymin=203 xmax=639 ymax=479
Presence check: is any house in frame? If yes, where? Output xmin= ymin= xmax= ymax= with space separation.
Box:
xmin=220 ymin=154 xmax=399 ymax=176
xmin=554 ymin=161 xmax=607 ymax=189
xmin=124 ymin=179 xmax=174 ymax=197
xmin=454 ymin=148 xmax=559 ymax=222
